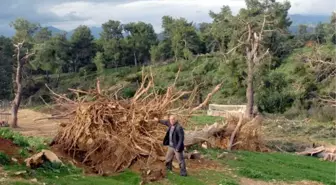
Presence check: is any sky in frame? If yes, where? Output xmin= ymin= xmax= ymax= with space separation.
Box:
xmin=0 ymin=0 xmax=335 ymax=35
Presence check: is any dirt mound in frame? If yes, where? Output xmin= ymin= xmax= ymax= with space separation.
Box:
xmin=0 ymin=138 xmax=20 ymax=157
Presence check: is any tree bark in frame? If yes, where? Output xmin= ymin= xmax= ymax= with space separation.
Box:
xmin=184 ymin=122 xmax=227 ymax=147
xmin=296 ymin=146 xmax=336 ymax=162
xmin=11 ymin=49 xmax=23 ymax=128
xmin=11 ymin=42 xmax=34 ymax=128
xmin=245 ymin=62 xmax=254 ymax=118
xmin=133 ymin=51 xmax=138 ymax=66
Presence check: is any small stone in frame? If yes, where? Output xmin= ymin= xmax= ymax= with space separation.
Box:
xmin=11 ymin=158 xmax=18 ymax=163
xmin=14 ymin=171 xmax=26 ymax=175
xmin=30 ymin=178 xmax=38 ymax=182
xmin=172 ymin=162 xmax=179 ymax=169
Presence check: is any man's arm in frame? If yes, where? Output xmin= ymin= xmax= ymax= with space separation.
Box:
xmin=154 ymin=117 xmax=169 ymax=127
xmin=176 ymin=126 xmax=184 ymax=152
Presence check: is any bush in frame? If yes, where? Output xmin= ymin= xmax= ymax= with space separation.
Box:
xmin=256 ymin=72 xmax=294 ymax=113
xmin=310 ymin=105 xmax=336 ymax=122
xmin=0 ymin=152 xmax=10 ymax=165
xmin=121 ymin=87 xmax=136 ymax=98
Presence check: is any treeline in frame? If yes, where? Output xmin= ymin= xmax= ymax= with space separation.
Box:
xmin=0 ymin=0 xmax=335 ymax=119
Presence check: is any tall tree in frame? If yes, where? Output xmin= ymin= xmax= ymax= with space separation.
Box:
xmin=209 ymin=6 xmax=234 ymax=53
xmin=124 ymin=22 xmax=157 ymax=66
xmin=162 ymin=16 xmax=201 ymax=60
xmin=70 ymin=25 xmax=95 ymax=72
xmin=10 ymin=18 xmax=39 ymax=128
xmin=99 ymin=20 xmax=126 ymax=67
xmin=198 ymin=22 xmax=214 ymax=53
xmin=10 ymin=18 xmax=40 ymax=44
xmin=34 ymin=27 xmax=52 ymax=43
xmin=228 ymin=0 xmax=291 ymax=118
xmin=33 ymin=33 xmax=70 ymax=82
xmin=100 ymin=20 xmax=124 ymax=41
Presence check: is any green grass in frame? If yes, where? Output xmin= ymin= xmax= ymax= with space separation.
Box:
xmin=148 ymin=170 xmax=238 ymax=185
xmin=4 ymin=162 xmax=238 ymax=185
xmin=0 ymin=152 xmax=11 ymax=165
xmin=0 ymin=128 xmax=48 ymax=151
xmin=226 ymin=151 xmax=336 ymax=185
xmin=190 ymin=115 xmax=223 ymax=126
xmin=4 ymin=163 xmax=141 ymax=185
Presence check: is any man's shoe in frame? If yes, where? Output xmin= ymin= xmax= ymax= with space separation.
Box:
xmin=180 ymin=173 xmax=187 ymax=177
xmin=165 ymin=162 xmax=172 ymax=171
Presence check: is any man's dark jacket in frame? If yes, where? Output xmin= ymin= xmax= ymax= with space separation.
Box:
xmin=159 ymin=120 xmax=185 ymax=152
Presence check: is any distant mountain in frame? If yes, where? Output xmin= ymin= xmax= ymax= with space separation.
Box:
xmin=289 ymin=14 xmax=330 ymax=26
xmin=288 ymin=14 xmax=330 ymax=33
xmin=46 ymin=26 xmax=66 ymax=35
xmin=90 ymin=27 xmax=103 ymax=38
xmin=0 ymin=14 xmax=332 ymax=38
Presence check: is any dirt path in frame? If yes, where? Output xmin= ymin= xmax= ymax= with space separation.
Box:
xmin=240 ymin=178 xmax=323 ymax=185
xmin=10 ymin=109 xmax=59 ymax=138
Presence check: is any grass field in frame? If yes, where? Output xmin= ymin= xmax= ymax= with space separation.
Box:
xmin=1 ymin=148 xmax=335 ymax=185
xmin=0 ymin=113 xmax=335 ymax=185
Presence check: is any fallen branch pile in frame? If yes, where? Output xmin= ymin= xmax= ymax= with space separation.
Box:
xmin=47 ymin=69 xmax=267 ymax=175
xmin=49 ymin=70 xmax=222 ymax=174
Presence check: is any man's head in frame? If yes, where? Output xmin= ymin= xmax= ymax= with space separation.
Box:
xmin=169 ymin=115 xmax=177 ymax=125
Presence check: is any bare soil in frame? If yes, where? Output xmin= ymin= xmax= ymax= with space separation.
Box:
xmin=11 ymin=109 xmax=59 ymax=138
xmin=240 ymin=178 xmax=323 ymax=185
xmin=0 ymin=138 xmax=19 ymax=157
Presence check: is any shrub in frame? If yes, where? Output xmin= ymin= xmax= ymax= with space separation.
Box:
xmin=256 ymin=72 xmax=294 ymax=113
xmin=0 ymin=152 xmax=10 ymax=165
xmin=310 ymin=105 xmax=336 ymax=122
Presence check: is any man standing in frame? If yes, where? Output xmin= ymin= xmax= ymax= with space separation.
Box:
xmin=154 ymin=115 xmax=187 ymax=176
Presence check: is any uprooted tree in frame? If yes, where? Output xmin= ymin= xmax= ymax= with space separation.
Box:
xmin=45 ymin=69 xmax=265 ymax=175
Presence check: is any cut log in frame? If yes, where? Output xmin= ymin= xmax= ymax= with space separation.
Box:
xmin=296 ymin=146 xmax=336 ymax=162
xmin=184 ymin=122 xmax=227 ymax=147
xmin=184 ymin=150 xmax=202 ymax=159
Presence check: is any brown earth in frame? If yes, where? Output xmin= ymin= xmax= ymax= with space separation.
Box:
xmin=10 ymin=109 xmax=59 ymax=138
xmin=0 ymin=138 xmax=19 ymax=157
xmin=240 ymin=178 xmax=323 ymax=185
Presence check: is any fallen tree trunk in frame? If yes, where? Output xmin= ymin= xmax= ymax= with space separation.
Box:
xmin=296 ymin=146 xmax=336 ymax=162
xmin=184 ymin=122 xmax=227 ymax=147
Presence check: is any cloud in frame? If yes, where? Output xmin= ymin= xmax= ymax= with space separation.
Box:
xmin=48 ymin=0 xmax=245 ymax=31
xmin=47 ymin=0 xmax=336 ymax=31
xmin=285 ymin=0 xmax=336 ymax=15
xmin=0 ymin=0 xmax=335 ymax=36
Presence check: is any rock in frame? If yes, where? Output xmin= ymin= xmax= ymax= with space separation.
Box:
xmin=201 ymin=142 xmax=208 ymax=149
xmin=11 ymin=158 xmax=18 ymax=163
xmin=30 ymin=178 xmax=38 ymax=182
xmin=14 ymin=171 xmax=27 ymax=176
xmin=25 ymin=150 xmax=63 ymax=168
xmin=172 ymin=162 xmax=179 ymax=169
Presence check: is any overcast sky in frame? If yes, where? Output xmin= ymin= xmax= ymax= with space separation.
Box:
xmin=0 ymin=0 xmax=335 ymax=35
